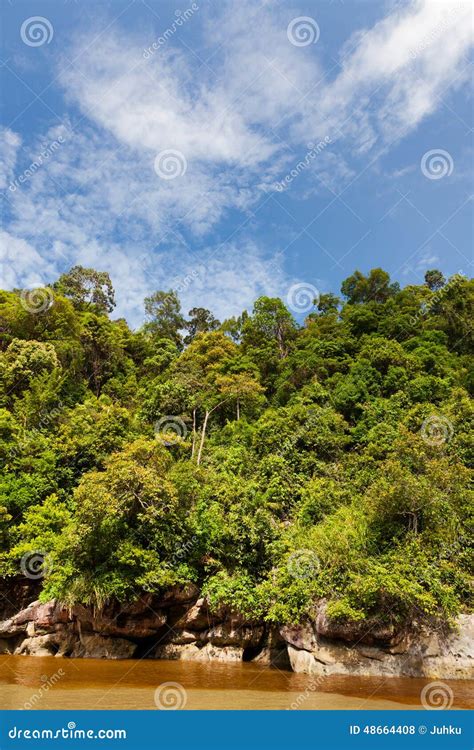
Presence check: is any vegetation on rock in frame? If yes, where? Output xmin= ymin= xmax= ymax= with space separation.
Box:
xmin=0 ymin=267 xmax=472 ymax=631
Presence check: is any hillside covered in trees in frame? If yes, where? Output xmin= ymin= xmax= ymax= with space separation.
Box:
xmin=0 ymin=267 xmax=472 ymax=633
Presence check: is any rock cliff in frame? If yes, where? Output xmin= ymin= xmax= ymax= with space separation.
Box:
xmin=0 ymin=584 xmax=471 ymax=679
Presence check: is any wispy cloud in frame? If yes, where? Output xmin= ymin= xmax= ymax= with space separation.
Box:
xmin=293 ymin=0 xmax=473 ymax=154
xmin=1 ymin=0 xmax=472 ymax=324
xmin=0 ymin=128 xmax=22 ymax=190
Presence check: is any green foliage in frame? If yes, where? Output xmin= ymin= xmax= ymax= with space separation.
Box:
xmin=203 ymin=571 xmax=265 ymax=619
xmin=424 ymin=269 xmax=446 ymax=292
xmin=341 ymin=268 xmax=400 ymax=304
xmin=0 ymin=266 xmax=472 ymax=630
xmin=144 ymin=290 xmax=186 ymax=348
xmin=0 ymin=339 xmax=60 ymax=400
xmin=185 ymin=307 xmax=220 ymax=344
xmin=53 ymin=266 xmax=116 ymax=313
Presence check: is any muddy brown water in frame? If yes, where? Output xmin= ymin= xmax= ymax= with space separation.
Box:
xmin=0 ymin=656 xmax=472 ymax=710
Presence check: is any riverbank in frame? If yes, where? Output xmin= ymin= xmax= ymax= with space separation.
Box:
xmin=0 ymin=583 xmax=472 ymax=680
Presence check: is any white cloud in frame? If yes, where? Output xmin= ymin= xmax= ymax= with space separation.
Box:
xmin=58 ymin=31 xmax=279 ymax=169
xmin=0 ymin=128 xmax=21 ymax=190
xmin=2 ymin=123 xmax=288 ymax=325
xmin=2 ymin=0 xmax=473 ymax=325
xmin=296 ymin=0 xmax=473 ymax=152
xmin=184 ymin=240 xmax=289 ymax=322
xmin=0 ymin=230 xmax=56 ymax=289
xmin=400 ymin=247 xmax=440 ymax=278
xmin=111 ymin=239 xmax=288 ymax=326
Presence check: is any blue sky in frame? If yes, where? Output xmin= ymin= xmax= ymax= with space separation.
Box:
xmin=1 ymin=0 xmax=473 ymax=326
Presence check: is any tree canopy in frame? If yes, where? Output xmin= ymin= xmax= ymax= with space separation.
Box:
xmin=0 ymin=267 xmax=472 ymax=631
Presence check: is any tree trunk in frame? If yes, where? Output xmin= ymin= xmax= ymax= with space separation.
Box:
xmin=407 ymin=512 xmax=418 ymax=534
xmin=197 ymin=410 xmax=210 ymax=466
xmin=276 ymin=325 xmax=288 ymax=359
xmin=191 ymin=408 xmax=197 ymax=458
xmin=236 ymin=398 xmax=240 ymax=421
xmin=196 ymin=399 xmax=228 ymax=465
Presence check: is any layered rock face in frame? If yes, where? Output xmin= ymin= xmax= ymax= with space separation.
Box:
xmin=280 ymin=603 xmax=473 ymax=680
xmin=0 ymin=584 xmax=288 ymax=667
xmin=0 ymin=584 xmax=471 ymax=679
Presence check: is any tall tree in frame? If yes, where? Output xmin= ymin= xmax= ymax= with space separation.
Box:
xmin=216 ymin=372 xmax=265 ymax=421
xmin=174 ymin=332 xmax=237 ymax=464
xmin=143 ymin=290 xmax=186 ymax=348
xmin=241 ymin=297 xmax=297 ymax=390
xmin=242 ymin=297 xmax=297 ymax=359
xmin=184 ymin=307 xmax=220 ymax=345
xmin=316 ymin=293 xmax=341 ymax=315
xmin=424 ymin=269 xmax=446 ymax=291
xmin=341 ymin=268 xmax=399 ymax=304
xmin=221 ymin=310 xmax=249 ymax=343
xmin=53 ymin=266 xmax=116 ymax=313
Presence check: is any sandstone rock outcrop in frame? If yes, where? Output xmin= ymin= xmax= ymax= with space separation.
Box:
xmin=279 ymin=604 xmax=473 ymax=679
xmin=0 ymin=582 xmax=471 ymax=678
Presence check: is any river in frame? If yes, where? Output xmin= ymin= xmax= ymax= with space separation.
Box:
xmin=0 ymin=656 xmax=471 ymax=710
